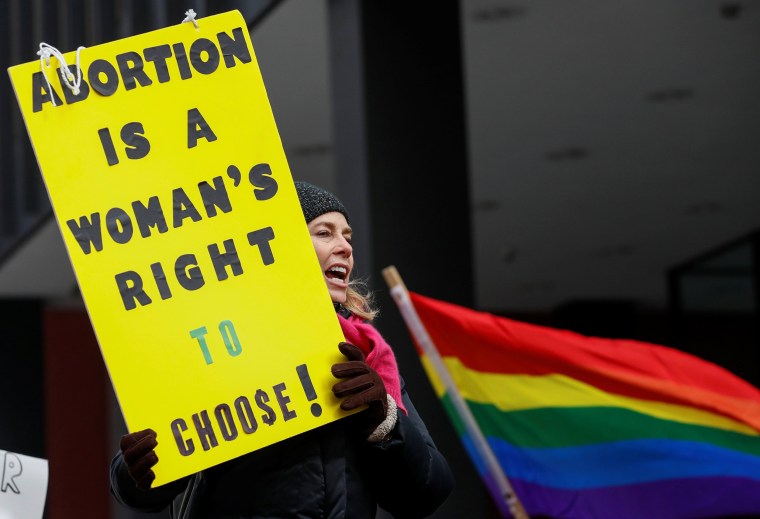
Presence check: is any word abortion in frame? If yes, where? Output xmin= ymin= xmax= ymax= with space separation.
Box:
xmin=32 ymin=27 xmax=252 ymax=111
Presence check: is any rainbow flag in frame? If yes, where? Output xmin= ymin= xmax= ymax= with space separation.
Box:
xmin=406 ymin=291 xmax=760 ymax=519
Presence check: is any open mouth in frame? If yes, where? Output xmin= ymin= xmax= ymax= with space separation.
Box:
xmin=325 ymin=265 xmax=348 ymax=282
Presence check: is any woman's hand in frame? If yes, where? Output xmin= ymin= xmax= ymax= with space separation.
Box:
xmin=331 ymin=342 xmax=388 ymax=435
xmin=119 ymin=428 xmax=159 ymax=490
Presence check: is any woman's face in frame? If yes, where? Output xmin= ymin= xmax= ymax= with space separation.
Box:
xmin=308 ymin=211 xmax=354 ymax=304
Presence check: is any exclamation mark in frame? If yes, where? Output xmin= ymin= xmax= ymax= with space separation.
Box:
xmin=296 ymin=364 xmax=322 ymax=417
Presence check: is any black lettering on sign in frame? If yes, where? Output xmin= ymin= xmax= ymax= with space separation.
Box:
xmin=187 ymin=108 xmax=217 ymax=149
xmin=66 ymin=173 xmax=238 ymax=254
xmin=176 ymin=254 xmax=205 ymax=291
xmin=98 ymin=128 xmax=119 ymax=166
xmin=113 ymin=230 xmax=278 ymax=311
xmin=199 ymin=176 xmax=232 ymax=217
xmin=273 ymin=383 xmax=296 ymax=421
xmin=115 ymin=271 xmax=152 ymax=311
xmin=132 ymin=196 xmax=169 ymax=238
xmin=143 ymin=45 xmax=172 ymax=83
xmin=248 ymin=163 xmax=278 ymax=201
xmin=116 ymin=51 xmax=153 ymax=90
xmin=97 ymin=122 xmax=150 ymax=166
xmin=151 ymin=262 xmax=172 ymax=300
xmin=193 ymin=410 xmax=219 ymax=451
xmin=189 ymin=38 xmax=220 ymax=75
xmin=208 ymin=239 xmax=243 ymax=281
xmin=105 ymin=207 xmax=133 ymax=245
xmin=172 ymin=42 xmax=193 ymax=80
xmin=214 ymin=404 xmax=238 ymax=441
xmin=31 ymin=71 xmax=63 ymax=112
xmin=172 ymin=188 xmax=203 ymax=228
xmin=217 ymin=27 xmax=252 ymax=67
xmin=66 ymin=213 xmax=103 ymax=254
xmin=234 ymin=396 xmax=258 ymax=434
xmin=29 ymin=27 xmax=254 ymax=111
xmin=171 ymin=419 xmax=194 ymax=456
xmin=296 ymin=364 xmax=322 ymax=417
xmin=169 ymin=380 xmax=304 ymax=457
xmin=88 ymin=59 xmax=120 ymax=96
xmin=247 ymin=227 xmax=276 ymax=265
xmin=121 ymin=122 xmax=150 ymax=160
xmin=256 ymin=389 xmax=276 ymax=426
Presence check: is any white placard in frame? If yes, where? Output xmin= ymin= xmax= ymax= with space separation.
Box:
xmin=0 ymin=450 xmax=48 ymax=519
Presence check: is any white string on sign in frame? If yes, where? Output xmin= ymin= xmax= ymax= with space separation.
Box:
xmin=37 ymin=42 xmax=86 ymax=106
xmin=182 ymin=9 xmax=199 ymax=28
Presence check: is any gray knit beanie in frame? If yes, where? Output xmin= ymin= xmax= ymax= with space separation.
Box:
xmin=295 ymin=181 xmax=351 ymax=224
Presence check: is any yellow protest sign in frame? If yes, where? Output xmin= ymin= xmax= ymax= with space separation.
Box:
xmin=8 ymin=10 xmax=348 ymax=486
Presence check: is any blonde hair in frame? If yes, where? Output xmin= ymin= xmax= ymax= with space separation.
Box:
xmin=343 ymin=278 xmax=379 ymax=322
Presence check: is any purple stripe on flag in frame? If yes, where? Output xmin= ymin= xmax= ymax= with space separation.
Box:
xmin=513 ymin=475 xmax=760 ymax=519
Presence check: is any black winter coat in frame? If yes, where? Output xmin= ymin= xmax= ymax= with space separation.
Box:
xmin=110 ymin=378 xmax=455 ymax=518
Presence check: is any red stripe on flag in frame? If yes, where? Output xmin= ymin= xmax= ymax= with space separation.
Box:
xmin=409 ymin=292 xmax=760 ymax=431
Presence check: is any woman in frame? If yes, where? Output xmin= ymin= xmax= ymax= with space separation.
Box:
xmin=110 ymin=181 xmax=455 ymax=518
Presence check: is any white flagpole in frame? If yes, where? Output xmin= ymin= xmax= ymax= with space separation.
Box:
xmin=382 ymin=266 xmax=529 ymax=519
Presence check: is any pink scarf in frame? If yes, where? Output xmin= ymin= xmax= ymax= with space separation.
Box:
xmin=337 ymin=314 xmax=407 ymax=415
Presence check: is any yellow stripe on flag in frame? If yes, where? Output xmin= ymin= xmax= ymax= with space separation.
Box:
xmin=420 ymin=354 xmax=758 ymax=436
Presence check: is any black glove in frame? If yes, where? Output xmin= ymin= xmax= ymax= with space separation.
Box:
xmin=332 ymin=342 xmax=388 ymax=436
xmin=119 ymin=428 xmax=158 ymax=490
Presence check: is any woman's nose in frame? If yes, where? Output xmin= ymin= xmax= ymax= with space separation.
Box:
xmin=335 ymin=236 xmax=352 ymax=256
